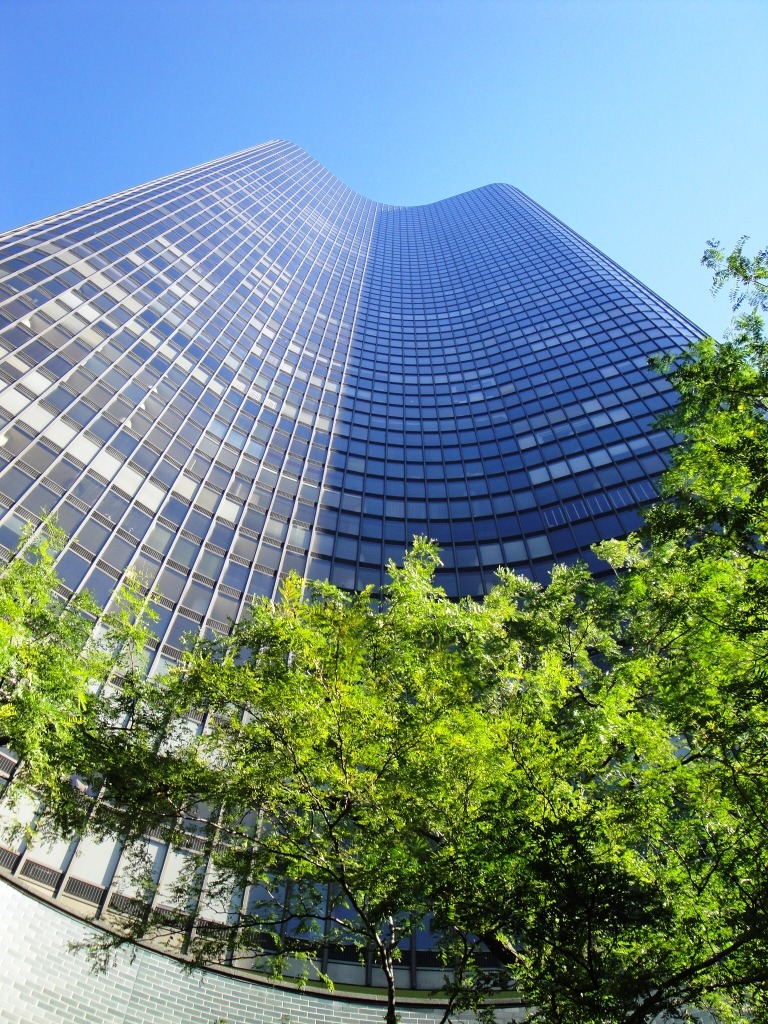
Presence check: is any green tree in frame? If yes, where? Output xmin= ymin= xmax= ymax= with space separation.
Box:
xmin=62 ymin=541 xmax=505 ymax=1024
xmin=0 ymin=519 xmax=158 ymax=844
xmin=431 ymin=238 xmax=768 ymax=1023
xmin=0 ymin=522 xmax=109 ymax=791
xmin=13 ymin=242 xmax=768 ymax=1024
xmin=432 ymin=552 xmax=768 ymax=1023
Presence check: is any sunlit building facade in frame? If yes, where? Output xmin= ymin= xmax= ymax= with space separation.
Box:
xmin=0 ymin=141 xmax=700 ymax=1015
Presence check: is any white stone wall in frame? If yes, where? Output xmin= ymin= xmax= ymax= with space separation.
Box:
xmin=0 ymin=879 xmax=523 ymax=1024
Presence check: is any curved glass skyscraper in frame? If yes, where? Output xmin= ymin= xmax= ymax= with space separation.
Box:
xmin=0 ymin=141 xmax=700 ymax=1015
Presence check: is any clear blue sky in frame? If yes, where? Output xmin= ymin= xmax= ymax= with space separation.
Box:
xmin=1 ymin=0 xmax=765 ymax=339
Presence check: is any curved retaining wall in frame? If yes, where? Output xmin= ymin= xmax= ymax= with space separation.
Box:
xmin=0 ymin=878 xmax=522 ymax=1024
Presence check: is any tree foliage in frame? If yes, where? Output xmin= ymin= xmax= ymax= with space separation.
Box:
xmin=0 ymin=521 xmax=156 ymax=830
xmin=4 ymin=240 xmax=768 ymax=1024
xmin=449 ymin=235 xmax=768 ymax=1024
xmin=439 ymin=237 xmax=768 ymax=1024
xmin=55 ymin=541 xmax=511 ymax=1024
xmin=0 ymin=522 xmax=107 ymax=787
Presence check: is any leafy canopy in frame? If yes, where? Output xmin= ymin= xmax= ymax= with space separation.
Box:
xmin=4 ymin=240 xmax=768 ymax=1024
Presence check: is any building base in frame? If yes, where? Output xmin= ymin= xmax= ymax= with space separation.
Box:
xmin=0 ymin=877 xmax=522 ymax=1024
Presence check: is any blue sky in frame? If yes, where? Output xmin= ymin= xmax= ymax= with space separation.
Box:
xmin=1 ymin=0 xmax=765 ymax=339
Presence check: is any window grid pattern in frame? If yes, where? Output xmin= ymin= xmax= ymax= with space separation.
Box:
xmin=0 ymin=141 xmax=702 ymax=987
xmin=0 ymin=141 xmax=700 ymax=633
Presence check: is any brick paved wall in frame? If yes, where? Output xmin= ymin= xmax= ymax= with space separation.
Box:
xmin=0 ymin=879 xmax=522 ymax=1024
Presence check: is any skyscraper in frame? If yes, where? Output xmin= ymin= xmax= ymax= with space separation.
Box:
xmin=0 ymin=141 xmax=700 ymax=1019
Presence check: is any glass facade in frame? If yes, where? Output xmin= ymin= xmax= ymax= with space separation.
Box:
xmin=0 ymin=141 xmax=699 ymax=650
xmin=0 ymin=141 xmax=701 ymax=987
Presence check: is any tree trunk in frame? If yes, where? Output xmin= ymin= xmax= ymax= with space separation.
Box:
xmin=381 ymin=951 xmax=398 ymax=1024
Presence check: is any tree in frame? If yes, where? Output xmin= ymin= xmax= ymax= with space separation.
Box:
xmin=0 ymin=521 xmax=109 ymax=793
xmin=11 ymin=242 xmax=768 ymax=1024
xmin=54 ymin=541 xmax=508 ymax=1024
xmin=431 ymin=551 xmax=768 ymax=1023
xmin=430 ymin=238 xmax=768 ymax=1023
xmin=0 ymin=520 xmax=156 ymax=838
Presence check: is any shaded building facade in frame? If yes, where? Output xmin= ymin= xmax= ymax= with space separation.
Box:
xmin=0 ymin=142 xmax=700 ymax=999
